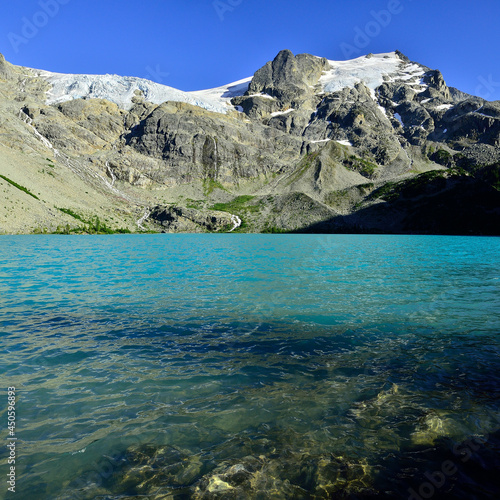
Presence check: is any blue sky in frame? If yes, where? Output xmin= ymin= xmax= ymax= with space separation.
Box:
xmin=1 ymin=0 xmax=499 ymax=100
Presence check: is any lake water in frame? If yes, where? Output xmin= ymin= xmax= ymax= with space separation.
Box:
xmin=1 ymin=234 xmax=499 ymax=499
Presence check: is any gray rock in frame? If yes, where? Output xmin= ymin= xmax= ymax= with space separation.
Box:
xmin=449 ymin=86 xmax=475 ymax=103
xmin=0 ymin=53 xmax=13 ymax=80
xmin=440 ymin=99 xmax=500 ymax=146
xmin=230 ymin=94 xmax=279 ymax=119
xmin=126 ymin=100 xmax=304 ymax=187
xmin=311 ymin=83 xmax=404 ymax=163
xmin=395 ymin=101 xmax=434 ymax=144
xmin=422 ymin=69 xmax=451 ymax=100
xmin=246 ymin=50 xmax=328 ymax=108
xmin=1 ymin=49 xmax=499 ymax=235
xmin=149 ymin=205 xmax=235 ymax=232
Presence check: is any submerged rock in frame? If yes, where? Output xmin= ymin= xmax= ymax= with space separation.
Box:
xmin=411 ymin=411 xmax=464 ymax=446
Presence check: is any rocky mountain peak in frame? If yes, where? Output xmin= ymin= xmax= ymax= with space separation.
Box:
xmin=246 ymin=50 xmax=328 ymax=106
xmin=394 ymin=50 xmax=411 ymax=63
xmin=0 ymin=52 xmax=13 ymax=80
xmin=0 ymin=50 xmax=499 ymax=235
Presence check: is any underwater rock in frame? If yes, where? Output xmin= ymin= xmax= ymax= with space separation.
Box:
xmin=411 ymin=411 xmax=462 ymax=446
xmin=207 ymin=475 xmax=233 ymax=493
xmin=191 ymin=451 xmax=377 ymax=499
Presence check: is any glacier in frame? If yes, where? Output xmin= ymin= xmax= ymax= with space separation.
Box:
xmin=35 ymin=52 xmax=427 ymax=115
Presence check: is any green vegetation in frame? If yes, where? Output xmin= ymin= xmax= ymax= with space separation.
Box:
xmin=39 ymin=168 xmax=55 ymax=177
xmin=372 ymin=181 xmax=398 ymax=201
xmin=432 ymin=149 xmax=453 ymax=166
xmin=324 ymin=189 xmax=351 ymax=207
xmin=478 ymin=163 xmax=500 ymax=191
xmin=185 ymin=198 xmax=204 ymax=209
xmin=0 ymin=174 xmax=39 ymax=200
xmin=356 ymin=182 xmax=375 ymax=194
xmin=44 ymin=158 xmax=56 ymax=170
xmin=86 ymin=216 xmax=114 ymax=234
xmin=230 ymin=218 xmax=250 ymax=233
xmin=209 ymin=195 xmax=261 ymax=233
xmin=52 ymin=224 xmax=73 ymax=235
xmin=211 ymin=195 xmax=258 ymax=213
xmin=287 ymin=151 xmax=320 ymax=185
xmin=371 ymin=161 xmax=500 ymax=207
xmin=57 ymin=207 xmax=85 ymax=222
xmin=203 ymin=178 xmax=228 ymax=195
xmin=262 ymin=224 xmax=289 ymax=233
xmin=427 ymin=148 xmax=487 ymax=176
xmin=447 ymin=165 xmax=469 ymax=177
xmin=55 ymin=208 xmax=132 ymax=234
xmin=372 ymin=170 xmax=447 ymax=202
xmin=344 ymin=155 xmax=378 ymax=177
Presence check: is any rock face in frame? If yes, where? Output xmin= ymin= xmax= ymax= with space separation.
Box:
xmin=149 ymin=205 xmax=236 ymax=232
xmin=0 ymin=49 xmax=499 ymax=234
xmin=246 ymin=50 xmax=328 ymax=105
xmin=125 ymin=100 xmax=302 ymax=187
xmin=0 ymin=53 xmax=13 ymax=80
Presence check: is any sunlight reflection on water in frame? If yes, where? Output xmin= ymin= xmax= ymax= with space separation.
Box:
xmin=1 ymin=234 xmax=499 ymax=499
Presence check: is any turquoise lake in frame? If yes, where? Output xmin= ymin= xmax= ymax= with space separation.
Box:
xmin=1 ymin=234 xmax=499 ymax=499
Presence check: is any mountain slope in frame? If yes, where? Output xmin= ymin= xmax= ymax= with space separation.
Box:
xmin=0 ymin=50 xmax=499 ymax=235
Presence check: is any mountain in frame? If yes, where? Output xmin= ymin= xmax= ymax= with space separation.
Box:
xmin=0 ymin=50 xmax=499 ymax=235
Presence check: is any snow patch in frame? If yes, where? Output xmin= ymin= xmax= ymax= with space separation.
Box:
xmin=435 ymin=104 xmax=453 ymax=111
xmin=319 ymin=52 xmax=427 ymax=96
xmin=189 ymin=76 xmax=252 ymax=109
xmin=35 ymin=51 xmax=431 ymax=116
xmin=377 ymin=105 xmax=388 ymax=117
xmin=471 ymin=106 xmax=496 ymax=118
xmin=394 ymin=113 xmax=404 ymax=127
xmin=475 ymin=111 xmax=497 ymax=118
xmin=320 ymin=53 xmax=400 ymax=93
xmin=270 ymin=108 xmax=294 ymax=117
xmin=335 ymin=139 xmax=352 ymax=147
xmin=310 ymin=139 xmax=331 ymax=144
xmin=38 ymin=70 xmax=251 ymax=115
xmin=246 ymin=93 xmax=275 ymax=100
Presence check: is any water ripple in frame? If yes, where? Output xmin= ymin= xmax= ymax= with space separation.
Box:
xmin=1 ymin=235 xmax=499 ymax=499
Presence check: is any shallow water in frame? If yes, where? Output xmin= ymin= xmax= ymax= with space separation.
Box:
xmin=1 ymin=234 xmax=499 ymax=499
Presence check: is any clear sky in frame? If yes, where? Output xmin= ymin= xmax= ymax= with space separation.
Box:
xmin=1 ymin=0 xmax=499 ymax=100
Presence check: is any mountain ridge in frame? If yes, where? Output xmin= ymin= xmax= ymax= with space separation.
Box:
xmin=0 ymin=49 xmax=499 ymax=235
